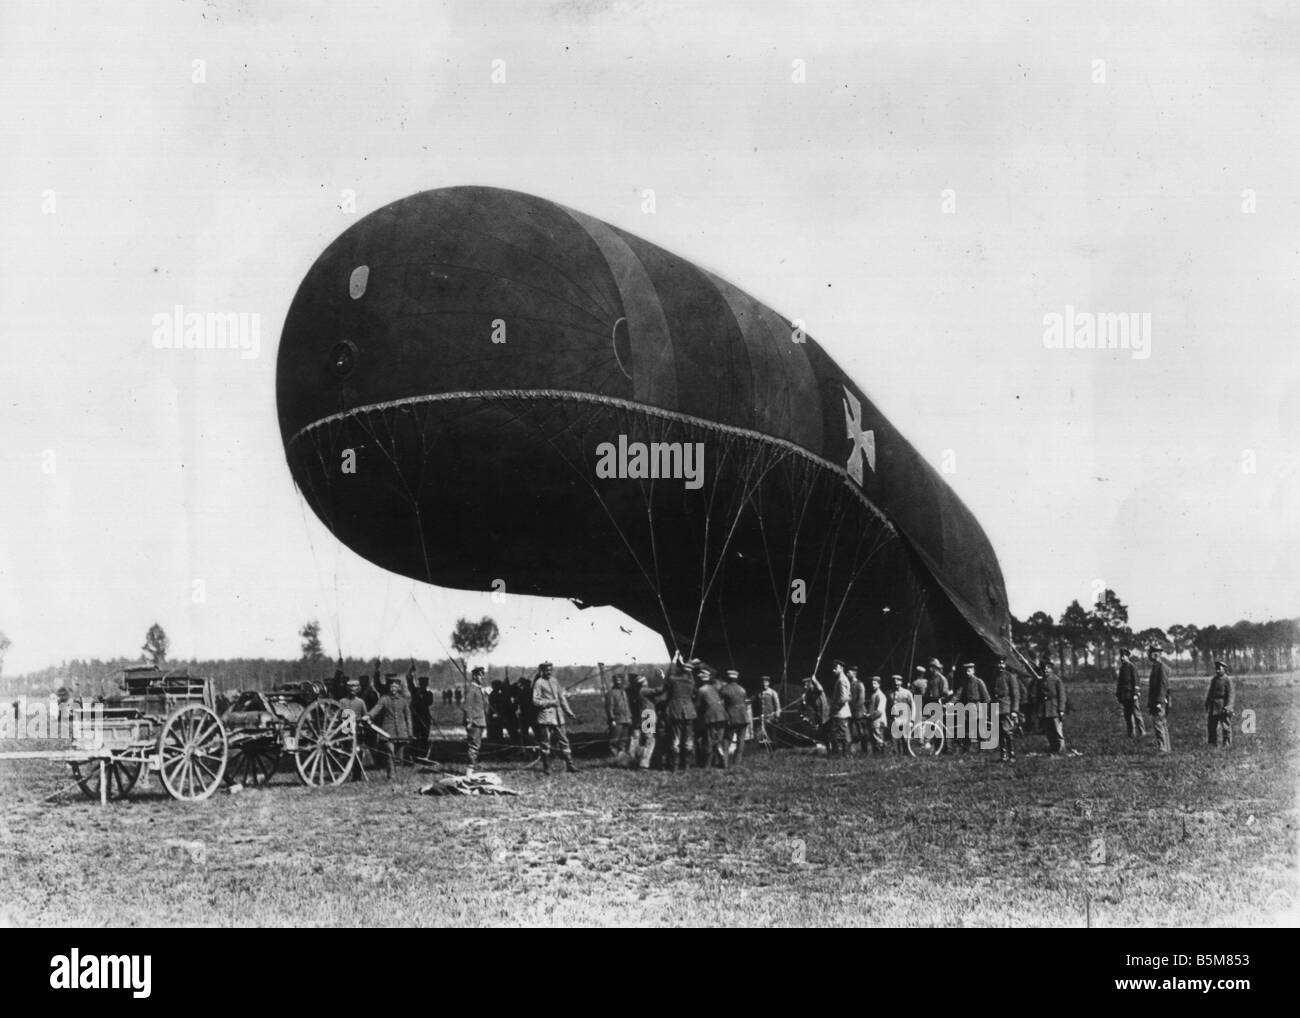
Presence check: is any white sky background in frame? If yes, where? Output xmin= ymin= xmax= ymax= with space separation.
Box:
xmin=1 ymin=0 xmax=1297 ymax=675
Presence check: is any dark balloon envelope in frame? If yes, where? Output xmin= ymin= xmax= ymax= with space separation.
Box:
xmin=276 ymin=186 xmax=1012 ymax=682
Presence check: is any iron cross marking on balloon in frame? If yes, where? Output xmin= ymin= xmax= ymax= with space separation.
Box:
xmin=842 ymin=386 xmax=876 ymax=485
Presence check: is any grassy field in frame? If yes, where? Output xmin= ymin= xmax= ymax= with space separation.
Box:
xmin=1 ymin=675 xmax=1297 ymax=927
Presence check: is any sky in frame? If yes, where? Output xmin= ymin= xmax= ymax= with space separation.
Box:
xmin=2 ymin=0 xmax=1298 ymax=675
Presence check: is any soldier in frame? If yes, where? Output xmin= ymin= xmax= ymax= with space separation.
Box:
xmin=408 ymin=669 xmax=433 ymax=757
xmin=630 ymin=676 xmax=657 ymax=770
xmin=1114 ymin=646 xmax=1145 ymax=738
xmin=889 ymin=675 xmax=914 ymax=754
xmin=531 ymin=662 xmax=577 ymax=774
xmin=849 ymin=666 xmax=869 ymax=751
xmin=719 ymin=669 xmax=749 ymax=766
xmin=488 ymin=679 xmax=518 ymax=743
xmin=695 ymin=668 xmax=728 ymax=768
xmin=513 ymin=675 xmax=534 ymax=746
xmin=757 ymin=675 xmax=781 ymax=746
xmin=330 ymin=658 xmax=348 ymax=700
xmin=1014 ymin=661 xmax=1034 ymax=737
xmin=1034 ymin=663 xmax=1067 ymax=755
xmin=910 ymin=666 xmax=928 ymax=701
xmin=605 ymin=674 xmax=631 ymax=756
xmin=991 ymin=660 xmax=1020 ymax=762
xmin=1147 ymin=644 xmax=1172 ymax=754
xmin=801 ymin=675 xmax=829 ymax=745
xmin=463 ymin=667 xmax=488 ymax=775
xmin=366 ymin=679 xmax=413 ymax=779
xmin=358 ymin=673 xmax=380 ymax=711
xmin=661 ymin=658 xmax=698 ymax=772
xmin=337 ymin=678 xmax=370 ymax=779
xmin=867 ymin=675 xmax=888 ymax=754
xmin=923 ymin=658 xmax=950 ymax=707
xmin=955 ymin=662 xmax=991 ymax=753
xmin=1205 ymin=659 xmax=1234 ymax=747
xmin=828 ymin=660 xmax=853 ymax=757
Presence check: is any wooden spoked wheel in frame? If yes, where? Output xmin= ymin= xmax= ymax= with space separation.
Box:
xmin=71 ymin=759 xmax=142 ymax=801
xmin=157 ymin=704 xmax=228 ymax=801
xmin=225 ymin=738 xmax=282 ymax=787
xmin=293 ymin=700 xmax=357 ymax=787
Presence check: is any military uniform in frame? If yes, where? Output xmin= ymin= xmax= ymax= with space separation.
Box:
xmin=802 ymin=678 xmax=830 ymax=743
xmin=719 ymin=679 xmax=749 ymax=765
xmin=532 ymin=671 xmax=577 ymax=773
xmin=758 ymin=686 xmax=781 ymax=743
xmin=1148 ymin=657 xmax=1171 ymax=753
xmin=1115 ymin=657 xmax=1146 ymax=737
xmin=889 ymin=684 xmax=914 ymax=753
xmin=1205 ymin=669 xmax=1234 ymax=747
xmin=634 ymin=696 xmax=657 ymax=769
xmin=991 ymin=668 xmax=1020 ymax=761
xmin=849 ymin=676 xmax=868 ymax=747
xmin=696 ymin=681 xmax=728 ymax=768
xmin=867 ymin=684 xmax=888 ymax=753
xmin=605 ymin=685 xmax=631 ymax=755
xmin=367 ymin=692 xmax=413 ymax=778
xmin=337 ymin=692 xmax=369 ymax=778
xmin=829 ymin=671 xmax=852 ymax=756
xmin=463 ymin=678 xmax=488 ymax=768
xmin=662 ymin=671 xmax=698 ymax=771
xmin=955 ymin=672 xmax=991 ymax=752
xmin=924 ymin=667 xmax=950 ymax=706
xmin=1034 ymin=671 xmax=1067 ymax=754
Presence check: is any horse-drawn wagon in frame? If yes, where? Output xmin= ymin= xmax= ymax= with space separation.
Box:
xmin=2 ymin=665 xmax=359 ymax=804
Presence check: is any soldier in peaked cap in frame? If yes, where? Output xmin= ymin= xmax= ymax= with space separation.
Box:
xmin=1115 ymin=646 xmax=1146 ymax=738
xmin=910 ymin=666 xmax=928 ymax=700
xmin=719 ymin=669 xmax=750 ymax=766
xmin=463 ymin=666 xmax=489 ymax=775
xmin=1205 ymin=660 xmax=1234 ymax=747
xmin=532 ymin=662 xmax=578 ymax=774
xmin=661 ymin=656 xmax=698 ymax=772
xmin=828 ymin=660 xmax=853 ymax=757
xmin=757 ymin=675 xmax=781 ymax=746
xmin=849 ymin=666 xmax=869 ymax=751
xmin=695 ymin=667 xmax=729 ymax=768
xmin=990 ymin=660 xmax=1020 ymax=762
xmin=1147 ymin=644 xmax=1172 ymax=754
xmin=955 ymin=662 xmax=991 ymax=753
xmin=1033 ymin=662 xmax=1067 ymax=755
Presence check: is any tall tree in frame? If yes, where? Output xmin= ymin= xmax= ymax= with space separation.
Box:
xmin=1057 ymin=601 xmax=1092 ymax=677
xmin=141 ymin=623 xmax=169 ymax=666
xmin=0 ymin=629 xmax=10 ymax=678
xmin=299 ymin=619 xmax=325 ymax=663
xmin=450 ymin=616 xmax=500 ymax=675
xmin=1088 ymin=589 xmax=1130 ymax=672
xmin=1166 ymin=623 xmax=1198 ymax=672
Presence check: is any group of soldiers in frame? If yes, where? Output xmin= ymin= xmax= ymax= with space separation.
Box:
xmin=1115 ymin=644 xmax=1237 ymax=751
xmin=794 ymin=656 xmax=1060 ymax=761
xmin=316 ymin=641 xmax=1238 ymax=779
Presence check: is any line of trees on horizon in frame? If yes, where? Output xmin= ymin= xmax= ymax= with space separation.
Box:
xmin=1012 ymin=590 xmax=1299 ymax=679
xmin=0 ymin=616 xmax=630 ymax=698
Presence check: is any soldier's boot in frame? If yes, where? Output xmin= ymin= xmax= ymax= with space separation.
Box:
xmin=678 ymin=749 xmax=690 ymax=772
xmin=564 ymin=757 xmax=578 ymax=773
xmin=540 ymin=754 xmax=550 ymax=775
